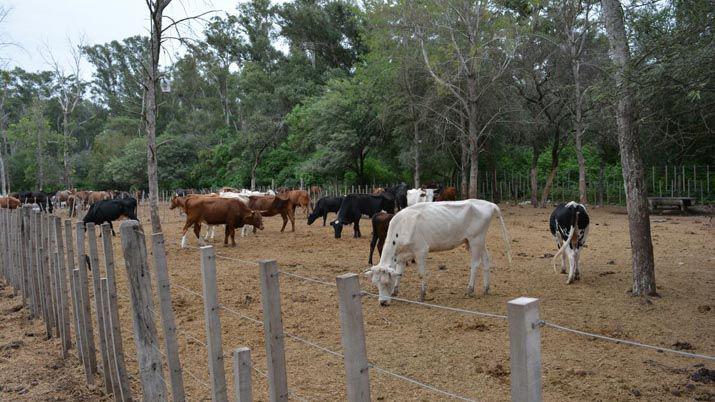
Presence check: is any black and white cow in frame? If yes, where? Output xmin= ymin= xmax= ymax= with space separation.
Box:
xmin=331 ymin=194 xmax=395 ymax=238
xmin=549 ymin=201 xmax=590 ymax=284
xmin=307 ymin=196 xmax=344 ymax=226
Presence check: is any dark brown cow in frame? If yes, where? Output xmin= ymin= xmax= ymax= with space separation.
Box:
xmin=0 ymin=196 xmax=21 ymax=209
xmin=368 ymin=212 xmax=394 ymax=264
xmin=436 ymin=186 xmax=457 ymax=201
xmin=181 ymin=197 xmax=264 ymax=247
xmin=248 ymin=194 xmax=295 ymax=232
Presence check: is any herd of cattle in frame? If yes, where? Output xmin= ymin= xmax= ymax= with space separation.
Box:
xmin=0 ymin=184 xmax=590 ymax=305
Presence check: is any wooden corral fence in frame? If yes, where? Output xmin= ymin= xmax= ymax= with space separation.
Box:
xmin=1 ymin=208 xmax=712 ymax=402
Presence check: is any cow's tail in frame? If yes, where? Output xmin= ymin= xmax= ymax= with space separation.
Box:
xmin=495 ymin=205 xmax=512 ymax=264
xmin=552 ymin=225 xmax=575 ymax=273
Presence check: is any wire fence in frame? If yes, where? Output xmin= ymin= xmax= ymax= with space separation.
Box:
xmin=1 ymin=206 xmax=713 ymax=402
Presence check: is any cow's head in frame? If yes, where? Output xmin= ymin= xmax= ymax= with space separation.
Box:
xmin=330 ymin=219 xmax=343 ymax=238
xmin=364 ymin=265 xmax=400 ymax=306
xmin=307 ymin=211 xmax=318 ymax=225
xmin=248 ymin=211 xmax=264 ymax=231
xmin=169 ymin=196 xmax=183 ymax=210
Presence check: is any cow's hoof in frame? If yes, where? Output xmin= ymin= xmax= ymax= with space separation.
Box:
xmin=465 ymin=286 xmax=475 ymax=297
xmin=483 ymin=287 xmax=490 ymax=296
xmin=418 ymin=291 xmax=426 ymax=302
xmin=566 ymin=278 xmax=574 ymax=284
xmin=560 ymin=269 xmax=567 ymax=274
xmin=391 ymin=287 xmax=399 ymax=297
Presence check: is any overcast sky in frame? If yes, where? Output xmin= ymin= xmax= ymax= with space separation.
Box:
xmin=1 ymin=0 xmax=241 ymax=77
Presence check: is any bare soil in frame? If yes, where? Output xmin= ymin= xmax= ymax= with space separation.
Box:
xmin=1 ymin=203 xmax=713 ymax=401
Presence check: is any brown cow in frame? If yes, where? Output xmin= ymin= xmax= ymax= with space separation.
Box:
xmin=75 ymin=190 xmax=91 ymax=209
xmin=248 ymin=194 xmax=295 ymax=232
xmin=368 ymin=212 xmax=394 ymax=264
xmin=56 ymin=189 xmax=74 ymax=203
xmin=0 ymin=196 xmax=21 ymax=209
xmin=372 ymin=187 xmax=385 ymax=195
xmin=180 ymin=197 xmax=264 ymax=247
xmin=286 ymin=190 xmax=310 ymax=214
xmin=436 ymin=186 xmax=457 ymax=201
xmin=89 ymin=191 xmax=111 ymax=205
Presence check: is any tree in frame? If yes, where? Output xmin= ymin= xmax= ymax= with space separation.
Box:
xmin=601 ymin=0 xmax=656 ymax=296
xmin=412 ymin=0 xmax=518 ymax=198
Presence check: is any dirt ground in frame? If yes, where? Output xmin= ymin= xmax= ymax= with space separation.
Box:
xmin=1 ymin=203 xmax=713 ymax=401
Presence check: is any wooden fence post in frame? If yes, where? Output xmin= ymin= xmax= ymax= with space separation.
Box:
xmin=200 ymin=245 xmax=228 ymax=402
xmin=232 ymin=347 xmax=252 ymax=402
xmin=99 ymin=277 xmax=120 ymax=397
xmin=73 ymin=268 xmax=94 ymax=385
xmin=508 ymin=297 xmax=542 ymax=402
xmin=87 ymin=223 xmax=114 ymax=393
xmin=65 ymin=220 xmax=84 ymax=362
xmin=259 ymin=260 xmax=289 ymax=402
xmin=152 ymin=232 xmax=186 ymax=402
xmin=336 ymin=273 xmax=371 ymax=402
xmin=76 ymin=221 xmax=98 ymax=375
xmin=53 ymin=217 xmax=72 ymax=355
xmin=37 ymin=211 xmax=53 ymax=338
xmin=101 ymin=223 xmax=132 ymax=401
xmin=119 ymin=220 xmax=167 ymax=401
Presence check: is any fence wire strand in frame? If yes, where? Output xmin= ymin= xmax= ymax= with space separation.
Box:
xmin=541 ymin=320 xmax=715 ymax=361
xmin=371 ymin=365 xmax=478 ymax=401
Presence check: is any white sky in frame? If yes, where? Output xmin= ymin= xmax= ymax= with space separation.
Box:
xmin=1 ymin=0 xmax=242 ymax=77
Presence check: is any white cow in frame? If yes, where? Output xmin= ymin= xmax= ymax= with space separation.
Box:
xmin=364 ymin=199 xmax=512 ymax=305
xmin=406 ymin=188 xmax=435 ymax=206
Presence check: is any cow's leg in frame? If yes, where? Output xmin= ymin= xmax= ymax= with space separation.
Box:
xmin=224 ymin=225 xmax=230 ymax=246
xmin=322 ymin=212 xmax=327 ymax=226
xmin=566 ymin=247 xmax=576 ymax=284
xmin=353 ymin=221 xmax=360 ymax=238
xmin=559 ymin=241 xmax=567 ymax=274
xmin=289 ymin=209 xmax=295 ymax=232
xmin=574 ymin=249 xmax=581 ymax=280
xmin=368 ymin=232 xmax=378 ymax=265
xmin=279 ymin=212 xmax=288 ymax=232
xmin=466 ymin=237 xmax=485 ymax=296
xmin=180 ymin=220 xmax=193 ymax=248
xmin=230 ymin=226 xmax=237 ymax=247
xmin=482 ymin=249 xmax=491 ymax=295
xmin=416 ymin=252 xmax=428 ymax=302
xmin=194 ymin=223 xmax=206 ymax=246
xmin=109 ymin=221 xmax=116 ymax=236
xmin=392 ymin=262 xmax=405 ymax=297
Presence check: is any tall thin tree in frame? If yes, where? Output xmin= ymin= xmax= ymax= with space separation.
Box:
xmin=601 ymin=0 xmax=656 ymax=296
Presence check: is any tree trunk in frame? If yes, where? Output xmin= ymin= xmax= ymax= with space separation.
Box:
xmin=36 ymin=119 xmax=44 ymax=191
xmin=413 ymin=119 xmax=420 ymax=189
xmin=0 ymin=156 xmax=6 ymax=195
xmin=597 ymin=156 xmax=606 ymax=206
xmin=459 ymin=119 xmax=469 ymax=200
xmin=601 ymin=0 xmax=656 ymax=296
xmin=572 ymin=60 xmax=588 ymax=205
xmin=145 ymin=3 xmax=166 ymax=234
xmin=530 ymin=145 xmax=539 ymax=207
xmin=467 ymin=76 xmax=479 ymax=199
xmin=540 ymin=128 xmax=561 ymax=207
xmin=62 ymin=110 xmax=71 ymax=188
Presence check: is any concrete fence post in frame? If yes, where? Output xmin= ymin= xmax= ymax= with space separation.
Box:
xmin=507 ymin=297 xmax=542 ymax=402
xmin=87 ymin=223 xmax=113 ymax=393
xmin=336 ymin=273 xmax=371 ymax=402
xmin=76 ymin=221 xmax=98 ymax=375
xmin=232 ymin=347 xmax=252 ymax=402
xmin=259 ymin=260 xmax=289 ymax=402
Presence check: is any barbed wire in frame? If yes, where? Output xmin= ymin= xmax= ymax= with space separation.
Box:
xmin=541 ymin=320 xmax=715 ymax=361
xmin=361 ymin=291 xmax=508 ymax=320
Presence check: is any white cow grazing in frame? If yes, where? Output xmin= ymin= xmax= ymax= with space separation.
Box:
xmin=364 ymin=199 xmax=512 ymax=305
xmin=406 ymin=188 xmax=435 ymax=206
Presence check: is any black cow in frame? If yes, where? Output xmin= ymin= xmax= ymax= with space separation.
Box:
xmin=308 ymin=196 xmax=344 ymax=226
xmin=13 ymin=191 xmax=54 ymax=213
xmin=83 ymin=198 xmax=138 ymax=236
xmin=331 ymin=194 xmax=395 ymax=238
xmin=114 ymin=191 xmax=132 ymax=199
xmin=549 ymin=201 xmax=590 ymax=284
xmin=385 ymin=182 xmax=408 ymax=210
